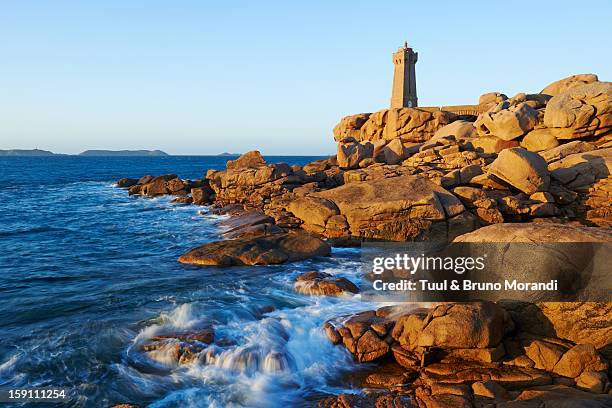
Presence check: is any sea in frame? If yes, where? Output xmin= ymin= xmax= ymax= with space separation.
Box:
xmin=0 ymin=156 xmax=376 ymax=408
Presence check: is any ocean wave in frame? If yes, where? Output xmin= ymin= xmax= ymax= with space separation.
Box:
xmin=18 ymin=275 xmax=79 ymax=284
xmin=0 ymin=226 xmax=72 ymax=237
xmin=128 ymin=290 xmax=375 ymax=407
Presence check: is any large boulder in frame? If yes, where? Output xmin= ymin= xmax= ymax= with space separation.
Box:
xmin=391 ymin=302 xmax=513 ymax=350
xmin=521 ymin=128 xmax=560 ymax=152
xmin=543 ymin=82 xmax=612 ymax=139
xmin=336 ymin=141 xmax=373 ymax=169
xmin=479 ymin=92 xmax=508 ymax=107
xmin=453 ymin=222 xmax=612 ymax=243
xmin=382 ymin=108 xmax=454 ymax=143
xmin=226 ymin=150 xmax=266 ymax=170
xmin=381 ymin=138 xmax=408 ymax=164
xmin=541 ymin=74 xmax=599 ymax=96
xmin=432 ymin=120 xmax=477 ymax=141
xmin=467 ymin=136 xmax=520 ymax=153
xmin=288 ymin=174 xmax=474 ymax=242
xmin=333 ymin=113 xmax=371 ymax=141
xmin=178 ymin=231 xmax=330 ymax=266
xmin=286 ymin=196 xmax=340 ymax=234
xmin=488 ymin=147 xmax=551 ymax=194
xmin=475 ymin=103 xmax=540 ymax=141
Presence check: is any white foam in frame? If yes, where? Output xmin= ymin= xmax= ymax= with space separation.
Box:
xmin=135 ymin=303 xmax=203 ymax=343
xmin=0 ymin=354 xmax=19 ymax=375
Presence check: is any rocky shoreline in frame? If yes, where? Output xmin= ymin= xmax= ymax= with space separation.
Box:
xmin=114 ymin=74 xmax=611 ymax=407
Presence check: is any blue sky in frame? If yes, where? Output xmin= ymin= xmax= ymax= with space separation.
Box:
xmin=0 ymin=1 xmax=610 ymax=155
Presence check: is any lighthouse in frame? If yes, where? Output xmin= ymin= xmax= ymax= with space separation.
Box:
xmin=390 ymin=41 xmax=418 ymax=108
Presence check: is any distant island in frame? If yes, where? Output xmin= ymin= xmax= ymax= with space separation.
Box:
xmin=0 ymin=149 xmax=59 ymax=156
xmin=79 ymin=150 xmax=168 ymax=157
xmin=0 ymin=149 xmax=242 ymax=157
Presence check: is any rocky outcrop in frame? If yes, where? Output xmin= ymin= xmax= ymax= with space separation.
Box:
xmin=129 ymin=174 xmax=183 ymax=196
xmin=116 ymin=174 xmax=214 ymax=203
xmin=206 ymin=151 xmax=295 ymax=206
xmin=323 ymin=301 xmax=612 ymax=406
xmin=207 ymin=151 xmax=342 ymax=208
xmin=112 ymin=72 xmax=612 ymax=408
xmin=287 ymin=174 xmax=475 ymax=242
xmin=178 ymin=231 xmax=330 ymax=266
xmin=324 ymin=309 xmax=396 ymax=363
xmin=333 ymin=108 xmax=454 ymax=143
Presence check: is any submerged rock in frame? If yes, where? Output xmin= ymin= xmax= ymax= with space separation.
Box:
xmin=116 ymin=178 xmax=139 ymax=188
xmin=294 ymin=271 xmax=359 ymax=296
xmin=140 ymin=329 xmax=215 ymax=366
xmin=178 ymin=231 xmax=331 ymax=266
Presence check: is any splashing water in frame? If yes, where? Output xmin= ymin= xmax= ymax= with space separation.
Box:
xmin=0 ymin=156 xmax=385 ymax=407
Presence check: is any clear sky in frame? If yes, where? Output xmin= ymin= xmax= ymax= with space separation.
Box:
xmin=0 ymin=1 xmax=610 ymax=155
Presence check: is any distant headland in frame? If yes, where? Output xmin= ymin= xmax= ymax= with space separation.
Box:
xmin=79 ymin=150 xmax=168 ymax=157
xmin=0 ymin=149 xmax=249 ymax=157
xmin=0 ymin=149 xmax=169 ymax=157
xmin=0 ymin=149 xmax=60 ymax=156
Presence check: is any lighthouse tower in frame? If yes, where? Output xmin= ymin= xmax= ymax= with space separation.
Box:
xmin=390 ymin=41 xmax=418 ymax=108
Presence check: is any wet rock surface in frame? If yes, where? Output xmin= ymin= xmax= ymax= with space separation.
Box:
xmin=178 ymin=230 xmax=331 ymax=266
xmin=294 ymin=271 xmax=359 ymax=296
